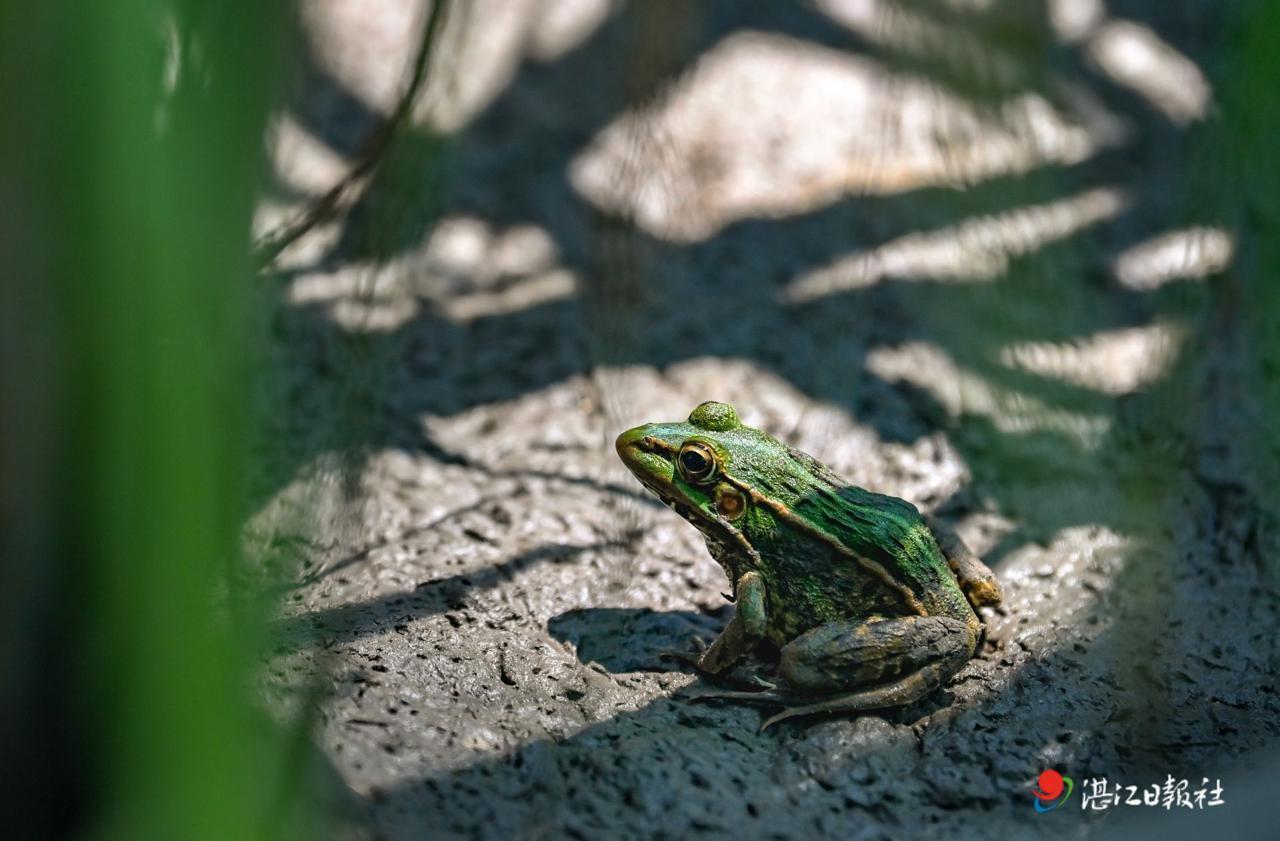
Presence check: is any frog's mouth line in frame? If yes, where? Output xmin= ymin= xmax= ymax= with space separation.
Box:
xmin=622 ymin=432 xmax=735 ymax=538
xmin=619 ymin=430 xmax=766 ymax=575
xmin=640 ymin=480 xmax=710 ymax=530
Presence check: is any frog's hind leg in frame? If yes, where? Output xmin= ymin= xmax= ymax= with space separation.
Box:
xmin=759 ymin=614 xmax=975 ymax=729
xmin=682 ymin=655 xmax=958 ymax=729
xmin=688 ymin=615 xmax=976 ymax=729
xmin=758 ymin=656 xmax=956 ymax=730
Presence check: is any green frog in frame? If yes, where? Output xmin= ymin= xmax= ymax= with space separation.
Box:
xmin=615 ymin=401 xmax=1002 ymax=728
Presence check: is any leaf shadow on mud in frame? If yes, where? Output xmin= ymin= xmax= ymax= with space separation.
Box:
xmin=368 ymin=609 xmax=1089 ymax=838
xmin=366 ymin=518 xmax=1276 ymax=840
xmin=257 ymin=0 xmax=1177 ymax=528
xmin=271 ymin=541 xmax=623 ymax=649
xmin=261 ymin=1 xmax=1280 ymax=836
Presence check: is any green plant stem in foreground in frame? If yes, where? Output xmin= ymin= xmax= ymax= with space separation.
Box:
xmin=2 ymin=3 xmax=313 ymax=839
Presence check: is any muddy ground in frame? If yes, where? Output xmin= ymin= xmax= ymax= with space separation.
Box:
xmin=252 ymin=2 xmax=1279 ymax=839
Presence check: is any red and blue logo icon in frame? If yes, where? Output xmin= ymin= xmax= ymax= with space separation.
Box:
xmin=1033 ymin=770 xmax=1074 ymax=813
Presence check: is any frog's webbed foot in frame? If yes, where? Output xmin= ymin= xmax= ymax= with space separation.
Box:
xmin=689 ymin=672 xmax=779 ymax=693
xmin=684 ymin=685 xmax=790 ymax=705
xmin=663 ymin=640 xmax=778 ymax=691
xmin=659 ymin=636 xmax=709 ymax=672
xmin=662 ymin=569 xmax=768 ymax=679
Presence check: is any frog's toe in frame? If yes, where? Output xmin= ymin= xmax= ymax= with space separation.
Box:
xmin=684 ymin=687 xmax=790 ymax=705
xmin=702 ymin=673 xmax=778 ymax=692
xmin=760 ymin=707 xmax=807 ymax=731
xmin=758 ymin=698 xmax=891 ymax=732
xmin=671 ymin=665 xmax=778 ymax=691
xmin=659 ymin=632 xmax=711 ymax=664
xmin=758 ymin=696 xmax=878 ymax=731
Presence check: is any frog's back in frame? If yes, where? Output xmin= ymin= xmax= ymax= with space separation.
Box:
xmin=801 ymin=482 xmax=969 ymax=616
xmin=739 ymin=442 xmax=975 ymax=636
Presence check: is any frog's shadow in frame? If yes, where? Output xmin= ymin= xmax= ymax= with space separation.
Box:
xmin=550 ymin=605 xmax=799 ymax=687
xmin=547 ymin=606 xmax=961 ymax=723
xmin=548 ymin=606 xmax=731 ymax=675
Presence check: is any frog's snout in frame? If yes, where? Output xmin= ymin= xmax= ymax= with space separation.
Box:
xmin=614 ymin=424 xmax=675 ymax=481
xmin=614 ymin=425 xmax=650 ymax=463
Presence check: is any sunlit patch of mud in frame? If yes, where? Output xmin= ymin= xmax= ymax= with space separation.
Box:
xmin=1086 ymin=20 xmax=1211 ymax=125
xmin=1047 ymin=0 xmax=1105 ymax=43
xmin=782 ymin=187 xmax=1127 ymax=302
xmin=867 ymin=342 xmax=1113 ymax=448
xmin=285 ymin=216 xmax=577 ymax=331
xmin=999 ymin=322 xmax=1186 ymax=396
xmin=572 ymin=31 xmax=1117 ymax=242
xmin=1112 ymin=227 xmax=1234 ymax=290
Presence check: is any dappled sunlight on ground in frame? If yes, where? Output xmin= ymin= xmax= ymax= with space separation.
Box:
xmin=298 ymin=0 xmax=429 ymax=115
xmin=1048 ymin=2 xmax=1211 ymax=124
xmin=286 ymin=264 xmax=420 ymax=332
xmin=867 ymin=342 xmax=1113 ymax=447
xmin=427 ymin=0 xmax=614 ymax=131
xmin=250 ymin=2 xmax=1270 ymax=838
xmin=781 ymin=186 xmax=1127 ymax=301
xmin=571 ymin=30 xmax=1113 ymax=242
xmin=297 ymin=0 xmax=614 ymax=133
xmin=1086 ymin=20 xmax=1211 ymax=125
xmin=283 ymin=216 xmax=579 ymax=330
xmin=1112 ymin=227 xmax=1234 ymax=290
xmin=267 ymin=113 xmax=356 ymax=195
xmin=990 ymin=524 xmax=1130 ymax=646
xmin=814 ymin=0 xmax=1031 ymax=90
xmin=413 ymin=217 xmax=573 ymax=315
xmin=1000 ymin=322 xmax=1185 ymax=395
xmin=1048 ymin=0 xmax=1106 ymax=43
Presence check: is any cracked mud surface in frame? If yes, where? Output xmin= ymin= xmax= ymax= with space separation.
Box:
xmin=254 ymin=2 xmax=1279 ymax=839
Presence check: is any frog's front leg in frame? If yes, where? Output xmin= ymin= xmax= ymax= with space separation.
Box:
xmin=691 ymin=615 xmax=976 ymax=730
xmin=695 ymin=570 xmax=767 ymax=674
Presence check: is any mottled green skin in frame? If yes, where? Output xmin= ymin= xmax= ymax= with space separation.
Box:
xmin=615 ymin=401 xmax=980 ymax=653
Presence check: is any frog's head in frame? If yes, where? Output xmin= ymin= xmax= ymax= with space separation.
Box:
xmin=615 ymin=401 xmax=768 ymax=549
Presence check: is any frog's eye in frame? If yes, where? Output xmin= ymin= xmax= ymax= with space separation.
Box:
xmin=677 ymin=441 xmax=718 ymax=484
xmin=715 ymin=485 xmax=746 ymax=521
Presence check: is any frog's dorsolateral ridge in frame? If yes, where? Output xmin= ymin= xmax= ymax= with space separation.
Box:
xmin=616 ymin=401 xmax=1002 ymax=729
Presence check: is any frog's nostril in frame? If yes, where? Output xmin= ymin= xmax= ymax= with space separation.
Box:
xmin=617 ymin=427 xmax=664 ymax=466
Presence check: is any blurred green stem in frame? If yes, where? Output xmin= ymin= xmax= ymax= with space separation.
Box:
xmin=2 ymin=2 xmax=308 ymax=839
